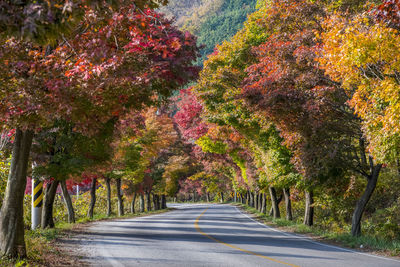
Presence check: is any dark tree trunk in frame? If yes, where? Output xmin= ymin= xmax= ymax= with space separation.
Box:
xmin=258 ymin=193 xmax=263 ymax=212
xmin=105 ymin=177 xmax=112 ymax=217
xmin=60 ymin=180 xmax=75 ymax=223
xmin=140 ymin=194 xmax=145 ymax=212
xmin=220 ymin=192 xmax=224 ymax=203
xmin=146 ymin=191 xmax=151 ymax=211
xmin=152 ymin=194 xmax=156 ymax=209
xmin=131 ymin=193 xmax=137 ymax=214
xmin=269 ymin=192 xmax=283 ymax=216
xmin=87 ymin=178 xmax=97 ymax=219
xmin=241 ymin=194 xmax=245 ymax=204
xmin=351 ymin=163 xmax=382 ymax=236
xmin=206 ymin=192 xmax=210 ymax=202
xmin=116 ymin=178 xmax=124 ymax=216
xmin=152 ymin=194 xmax=159 ymax=210
xmin=261 ymin=193 xmax=266 ymax=214
xmin=246 ymin=191 xmax=250 ymax=205
xmin=42 ymin=179 xmax=60 ymax=229
xmin=249 ymin=191 xmax=254 ymax=207
xmin=303 ymin=189 xmax=314 ymax=226
xmin=157 ymin=195 xmax=161 ymax=210
xmin=269 ymin=187 xmax=281 ymax=219
xmin=283 ymin=188 xmax=293 ymax=221
xmin=0 ymin=129 xmax=33 ymax=258
xmin=255 ymin=193 xmax=259 ymax=210
xmin=161 ymin=195 xmax=167 ymax=209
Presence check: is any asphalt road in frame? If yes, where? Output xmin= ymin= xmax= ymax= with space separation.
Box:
xmin=79 ymin=203 xmax=400 ymax=267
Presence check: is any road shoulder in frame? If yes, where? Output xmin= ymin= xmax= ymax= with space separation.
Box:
xmin=233 ymin=203 xmax=400 ymax=262
xmin=7 ymin=208 xmax=174 ymax=267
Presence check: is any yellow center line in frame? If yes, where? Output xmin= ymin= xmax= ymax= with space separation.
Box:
xmin=194 ymin=207 xmax=300 ymax=267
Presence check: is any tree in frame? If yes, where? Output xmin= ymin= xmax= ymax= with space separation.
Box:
xmin=317 ymin=8 xmax=400 ymax=235
xmin=109 ymin=107 xmax=185 ymax=214
xmin=32 ymin=119 xmax=114 ymax=226
xmin=239 ymin=0 xmax=359 ymax=226
xmin=0 ymin=3 xmax=199 ymax=257
xmin=319 ymin=12 xmax=400 ymax=164
xmin=0 ymin=0 xmax=168 ymax=42
xmin=373 ymin=0 xmax=400 ymax=30
xmin=238 ymin=0 xmax=384 ymax=234
xmin=192 ymin=0 xmax=299 ymax=218
xmin=174 ymin=88 xmax=208 ymax=141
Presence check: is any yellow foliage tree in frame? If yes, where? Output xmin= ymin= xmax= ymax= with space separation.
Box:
xmin=319 ymin=15 xmax=400 ymax=162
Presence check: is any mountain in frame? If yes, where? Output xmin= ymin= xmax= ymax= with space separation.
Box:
xmin=160 ymin=0 xmax=257 ymax=64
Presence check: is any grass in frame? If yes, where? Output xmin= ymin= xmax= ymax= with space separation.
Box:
xmin=235 ymin=203 xmax=400 ymax=257
xmin=0 ymin=208 xmax=174 ymax=267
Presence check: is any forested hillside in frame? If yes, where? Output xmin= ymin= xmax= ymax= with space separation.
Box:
xmin=160 ymin=0 xmax=257 ymax=63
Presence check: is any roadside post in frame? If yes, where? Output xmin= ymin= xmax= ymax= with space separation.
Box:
xmin=31 ymin=178 xmax=43 ymax=229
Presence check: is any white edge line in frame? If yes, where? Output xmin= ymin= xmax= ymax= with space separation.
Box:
xmin=233 ymin=205 xmax=400 ymax=263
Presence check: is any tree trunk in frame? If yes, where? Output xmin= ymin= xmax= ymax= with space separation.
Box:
xmin=146 ymin=191 xmax=151 ymax=211
xmin=140 ymin=194 xmax=145 ymax=212
xmin=269 ymin=191 xmax=283 ymax=216
xmin=116 ymin=178 xmax=124 ymax=216
xmin=258 ymin=193 xmax=263 ymax=212
xmin=87 ymin=178 xmax=97 ymax=219
xmin=152 ymin=194 xmax=156 ymax=209
xmin=255 ymin=193 xmax=259 ymax=210
xmin=131 ymin=193 xmax=137 ymax=214
xmin=220 ymin=192 xmax=224 ymax=203
xmin=206 ymin=192 xmax=210 ymax=202
xmin=0 ymin=129 xmax=33 ymax=258
xmin=249 ymin=191 xmax=254 ymax=207
xmin=303 ymin=189 xmax=314 ymax=226
xmin=42 ymin=179 xmax=60 ymax=229
xmin=157 ymin=195 xmax=161 ymax=210
xmin=246 ymin=191 xmax=250 ymax=205
xmin=269 ymin=187 xmax=281 ymax=219
xmin=241 ymin=194 xmax=245 ymax=204
xmin=105 ymin=177 xmax=112 ymax=217
xmin=60 ymin=180 xmax=75 ymax=223
xmin=351 ymin=164 xmax=382 ymax=236
xmin=261 ymin=193 xmax=266 ymax=214
xmin=152 ymin=194 xmax=159 ymax=210
xmin=283 ymin=188 xmax=293 ymax=221
xmin=161 ymin=195 xmax=167 ymax=209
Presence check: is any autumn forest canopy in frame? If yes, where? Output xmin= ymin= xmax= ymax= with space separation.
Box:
xmin=1 ymin=0 xmax=400 ymax=261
